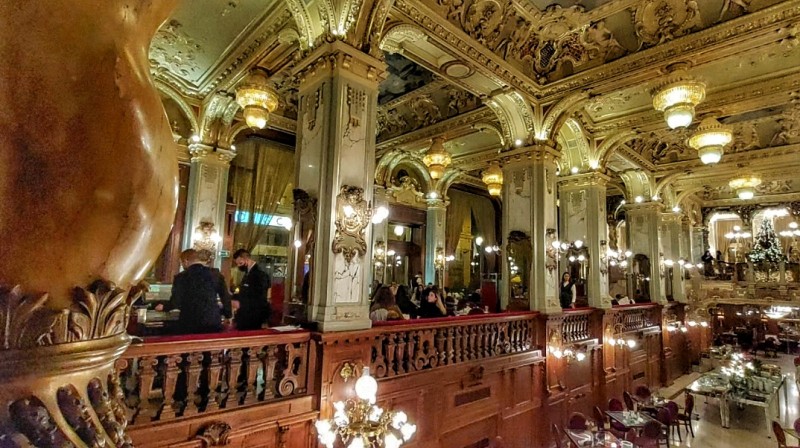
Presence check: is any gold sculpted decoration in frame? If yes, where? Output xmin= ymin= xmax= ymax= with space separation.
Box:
xmin=634 ymin=0 xmax=702 ymax=49
xmin=332 ymin=185 xmax=371 ymax=264
xmin=196 ymin=421 xmax=233 ymax=446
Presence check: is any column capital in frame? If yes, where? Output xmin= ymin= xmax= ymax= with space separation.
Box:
xmin=188 ymin=142 xmax=236 ymax=166
xmin=426 ymin=197 xmax=446 ymax=209
xmin=293 ymin=40 xmax=387 ymax=88
xmin=623 ymin=202 xmax=664 ymax=214
xmin=557 ymin=172 xmax=611 ymax=190
xmin=496 ymin=142 xmax=560 ymax=168
xmin=659 ymin=211 xmax=684 ymax=224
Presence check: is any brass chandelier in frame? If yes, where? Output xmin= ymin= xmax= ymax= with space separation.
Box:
xmin=688 ymin=117 xmax=733 ymax=165
xmin=482 ymin=163 xmax=503 ymax=196
xmin=729 ymin=176 xmax=762 ymax=200
xmin=235 ymin=69 xmax=279 ymax=129
xmin=316 ymin=368 xmax=416 ymax=448
xmin=651 ymin=64 xmax=706 ymax=129
xmin=422 ymin=137 xmax=451 ymax=180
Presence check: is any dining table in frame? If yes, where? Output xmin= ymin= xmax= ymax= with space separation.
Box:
xmin=564 ymin=428 xmax=623 ymax=447
xmin=605 ymin=411 xmax=660 ymax=429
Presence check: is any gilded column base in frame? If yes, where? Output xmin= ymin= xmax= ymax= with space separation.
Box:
xmin=0 ymin=282 xmax=138 ymax=448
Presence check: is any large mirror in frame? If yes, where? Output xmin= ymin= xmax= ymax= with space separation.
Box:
xmin=632 ymin=254 xmax=651 ymax=302
xmin=286 ymin=188 xmax=316 ymax=324
xmin=507 ymin=231 xmax=531 ymax=310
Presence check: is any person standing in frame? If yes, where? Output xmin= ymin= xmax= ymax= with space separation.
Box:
xmin=232 ymin=249 xmax=272 ymax=330
xmin=197 ymin=249 xmax=233 ymax=324
xmin=166 ymin=249 xmax=224 ymax=334
xmin=559 ymin=272 xmax=576 ymax=309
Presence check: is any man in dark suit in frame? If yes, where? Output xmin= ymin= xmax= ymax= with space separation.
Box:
xmin=232 ymin=249 xmax=271 ymax=330
xmin=166 ymin=249 xmax=224 ymax=334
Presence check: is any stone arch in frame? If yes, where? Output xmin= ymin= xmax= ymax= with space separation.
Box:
xmin=156 ymin=80 xmax=199 ymax=135
xmin=653 ymin=172 xmax=686 ymax=201
xmin=556 ymin=118 xmax=591 ymax=172
xmin=375 ymin=149 xmax=433 ymax=193
xmin=484 ymin=91 xmax=535 ymax=147
xmin=379 ymin=23 xmax=429 ymax=55
xmin=619 ymin=170 xmax=655 ymax=201
xmin=539 ymin=91 xmax=590 ymax=141
xmin=596 ymin=131 xmax=638 ymax=168
xmin=437 ymin=169 xmax=463 ymax=197
xmin=284 ymin=0 xmax=324 ymax=49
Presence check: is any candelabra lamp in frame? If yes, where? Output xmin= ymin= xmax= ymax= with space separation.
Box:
xmin=316 ymin=368 xmax=416 ymax=448
xmin=606 ymin=323 xmax=638 ymax=348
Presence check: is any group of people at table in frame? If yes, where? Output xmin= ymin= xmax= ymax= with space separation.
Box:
xmin=554 ymin=386 xmax=694 ymax=447
xmin=368 ymin=277 xmax=490 ymax=322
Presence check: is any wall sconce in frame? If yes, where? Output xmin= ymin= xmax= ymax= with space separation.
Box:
xmin=192 ymin=221 xmax=222 ymax=254
xmin=316 ymin=367 xmax=416 ymax=448
xmin=547 ymin=329 xmax=587 ymax=362
xmin=374 ymin=241 xmax=386 ymax=268
xmin=665 ymin=312 xmax=688 ymax=333
xmin=606 ymin=323 xmax=637 ymax=348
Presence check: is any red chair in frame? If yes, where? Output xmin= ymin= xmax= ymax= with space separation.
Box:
xmin=634 ymin=421 xmax=664 ymax=448
xmin=593 ymin=405 xmax=606 ymax=429
xmin=635 ymin=385 xmax=652 ymax=400
xmin=677 ymin=393 xmax=695 ymax=437
xmin=773 ymin=421 xmax=800 ymax=448
xmin=623 ymin=391 xmax=635 ymax=410
xmin=655 ymin=407 xmax=672 ymax=447
xmin=607 ymin=398 xmax=631 ymax=438
xmin=666 ymin=400 xmax=682 ymax=442
xmin=567 ymin=412 xmax=588 ymax=430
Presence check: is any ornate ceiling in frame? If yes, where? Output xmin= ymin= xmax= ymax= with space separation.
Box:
xmin=149 ymin=0 xmax=800 ymax=213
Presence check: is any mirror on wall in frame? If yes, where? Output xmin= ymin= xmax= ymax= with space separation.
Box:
xmin=632 ymin=254 xmax=651 ymax=302
xmin=286 ymin=189 xmax=316 ymax=324
xmin=507 ymin=231 xmax=531 ymax=310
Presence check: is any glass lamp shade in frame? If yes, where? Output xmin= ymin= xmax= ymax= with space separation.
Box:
xmin=235 ymin=69 xmax=279 ymax=129
xmin=423 ymin=138 xmax=451 ymax=179
xmin=729 ymin=176 xmax=761 ymax=200
xmin=355 ymin=368 xmax=378 ymax=401
xmin=652 ymin=76 xmax=706 ymax=129
xmin=737 ymin=188 xmax=755 ymax=200
xmin=688 ymin=117 xmax=732 ymax=164
xmin=482 ymin=164 xmax=503 ymax=196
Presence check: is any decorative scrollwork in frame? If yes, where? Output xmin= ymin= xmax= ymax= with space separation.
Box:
xmin=195 ymin=421 xmax=232 ymax=447
xmin=332 ymin=185 xmax=371 ymax=264
xmin=634 ymin=0 xmax=702 ymax=49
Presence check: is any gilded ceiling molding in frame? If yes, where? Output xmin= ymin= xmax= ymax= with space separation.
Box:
xmin=375 ymin=107 xmax=495 ymax=154
xmin=539 ymin=91 xmax=590 ymax=141
xmin=484 ymin=90 xmax=535 ymax=144
xmin=351 ymin=0 xmax=396 ymax=56
xmin=618 ymin=170 xmax=656 ymax=200
xmin=653 ymin=171 xmax=691 ymax=200
xmin=155 ymin=80 xmax=200 ymax=134
xmin=282 ymin=0 xmax=318 ymax=49
xmin=471 ymin=122 xmax=506 ymax=148
xmin=379 ymin=22 xmax=429 ymax=54
xmin=555 ymin=118 xmax=592 ymax=172
xmin=435 ymin=168 xmax=464 ymax=197
xmin=377 ymin=150 xmax=435 ymax=193
xmin=652 ymin=142 xmax=800 ymax=173
xmin=596 ymin=131 xmax=638 ymax=168
xmin=197 ymin=92 xmax=236 ymax=144
xmin=633 ymin=0 xmax=702 ymax=49
xmin=379 ymin=79 xmax=447 ymax=110
xmin=375 ymin=150 xmax=407 ymax=186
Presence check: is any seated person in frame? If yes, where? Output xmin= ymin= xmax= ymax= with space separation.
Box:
xmin=369 ymin=286 xmax=405 ymax=322
xmin=164 ymin=249 xmax=225 ymax=334
xmin=418 ymin=286 xmax=447 ymax=318
xmin=393 ymin=284 xmax=418 ymax=318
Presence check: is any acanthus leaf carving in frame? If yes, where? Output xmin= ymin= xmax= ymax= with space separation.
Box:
xmin=195 ymin=421 xmax=232 ymax=447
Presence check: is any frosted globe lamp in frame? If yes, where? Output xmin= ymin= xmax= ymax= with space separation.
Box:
xmin=688 ymin=117 xmax=732 ymax=165
xmin=355 ymin=368 xmax=378 ymax=402
xmin=651 ymin=67 xmax=705 ymax=129
xmin=729 ymin=177 xmax=761 ymax=200
xmin=393 ymin=225 xmax=405 ymax=237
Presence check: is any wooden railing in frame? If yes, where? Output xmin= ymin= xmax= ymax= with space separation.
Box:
xmin=561 ymin=309 xmax=594 ymax=343
xmin=117 ymin=330 xmax=311 ymax=425
xmin=610 ymin=304 xmax=660 ymax=333
xmin=367 ymin=312 xmax=538 ymax=379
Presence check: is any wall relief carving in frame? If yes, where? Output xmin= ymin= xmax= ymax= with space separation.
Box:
xmin=332 ymin=185 xmax=371 ymax=264
xmin=149 ymin=19 xmax=203 ymax=78
xmin=195 ymin=421 xmax=233 ymax=446
xmin=634 ymin=0 xmax=702 ymax=48
xmin=435 ymin=1 xmax=625 ymax=82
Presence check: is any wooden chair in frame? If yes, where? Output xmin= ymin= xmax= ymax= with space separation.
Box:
xmin=551 ymin=423 xmax=566 ymax=448
xmin=607 ymin=398 xmax=631 ymax=438
xmin=666 ymin=401 xmax=682 ymax=442
xmin=773 ymin=421 xmax=800 ymax=448
xmin=567 ymin=412 xmax=588 ymax=430
xmin=593 ymin=405 xmax=607 ymax=429
xmin=677 ymin=393 xmax=695 ymax=437
xmin=623 ymin=391 xmax=635 ymax=411
xmin=633 ymin=421 xmax=664 ymax=448
xmin=655 ymin=407 xmax=672 ymax=447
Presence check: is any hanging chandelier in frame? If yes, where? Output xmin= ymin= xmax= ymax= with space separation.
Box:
xmin=729 ymin=176 xmax=762 ymax=200
xmin=651 ymin=64 xmax=706 ymax=129
xmin=235 ymin=69 xmax=279 ymax=129
xmin=422 ymin=137 xmax=451 ymax=180
xmin=482 ymin=163 xmax=503 ymax=196
xmin=315 ymin=368 xmax=416 ymax=448
xmin=687 ymin=117 xmax=732 ymax=164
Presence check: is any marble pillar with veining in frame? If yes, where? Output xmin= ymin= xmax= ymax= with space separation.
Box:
xmin=293 ymin=42 xmax=385 ymax=331
xmin=424 ymin=198 xmax=446 ymax=285
xmin=625 ymin=203 xmax=664 ymax=303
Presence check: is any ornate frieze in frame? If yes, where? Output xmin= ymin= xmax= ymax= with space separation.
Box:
xmin=332 ymin=185 xmax=371 ymax=264
xmin=633 ymin=0 xmax=702 ymax=49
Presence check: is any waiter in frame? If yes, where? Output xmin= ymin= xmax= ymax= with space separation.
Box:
xmin=166 ymin=249 xmax=224 ymax=334
xmin=232 ymin=249 xmax=271 ymax=330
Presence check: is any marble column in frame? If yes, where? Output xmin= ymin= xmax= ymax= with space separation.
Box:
xmin=293 ymin=41 xmax=385 ymax=331
xmin=558 ymin=173 xmax=612 ymax=308
xmin=690 ymin=226 xmax=707 ymax=264
xmin=424 ymin=198 xmax=446 ymax=285
xmin=184 ymin=142 xmax=236 ymax=266
xmin=501 ymin=144 xmax=560 ymax=313
xmin=660 ymin=213 xmax=685 ymax=302
xmin=625 ymin=203 xmax=664 ymax=303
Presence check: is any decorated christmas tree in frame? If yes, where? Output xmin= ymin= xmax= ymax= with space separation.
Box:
xmin=748 ymin=219 xmax=786 ymax=266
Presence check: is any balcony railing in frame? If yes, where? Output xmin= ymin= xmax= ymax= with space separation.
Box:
xmin=365 ymin=312 xmax=538 ymax=379
xmin=609 ymin=304 xmax=660 ymax=333
xmin=117 ymin=329 xmax=311 ymax=425
xmin=561 ymin=309 xmax=594 ymax=343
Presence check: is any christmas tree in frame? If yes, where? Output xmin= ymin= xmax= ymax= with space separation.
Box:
xmin=748 ymin=219 xmax=786 ymax=266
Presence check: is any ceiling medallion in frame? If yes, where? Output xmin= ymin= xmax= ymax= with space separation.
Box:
xmin=651 ymin=63 xmax=705 ymax=129
xmin=440 ymin=61 xmax=473 ymax=79
xmin=482 ymin=163 xmax=503 ymax=197
xmin=422 ymin=137 xmax=451 ymax=180
xmin=688 ymin=117 xmax=733 ymax=165
xmin=729 ymin=177 xmax=762 ymax=200
xmin=235 ymin=69 xmax=279 ymax=129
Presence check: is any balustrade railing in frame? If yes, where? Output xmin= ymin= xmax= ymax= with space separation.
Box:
xmin=118 ymin=330 xmax=311 ymax=425
xmin=612 ymin=305 xmax=660 ymax=332
xmin=368 ymin=313 xmax=538 ymax=379
xmin=561 ymin=310 xmax=593 ymax=343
